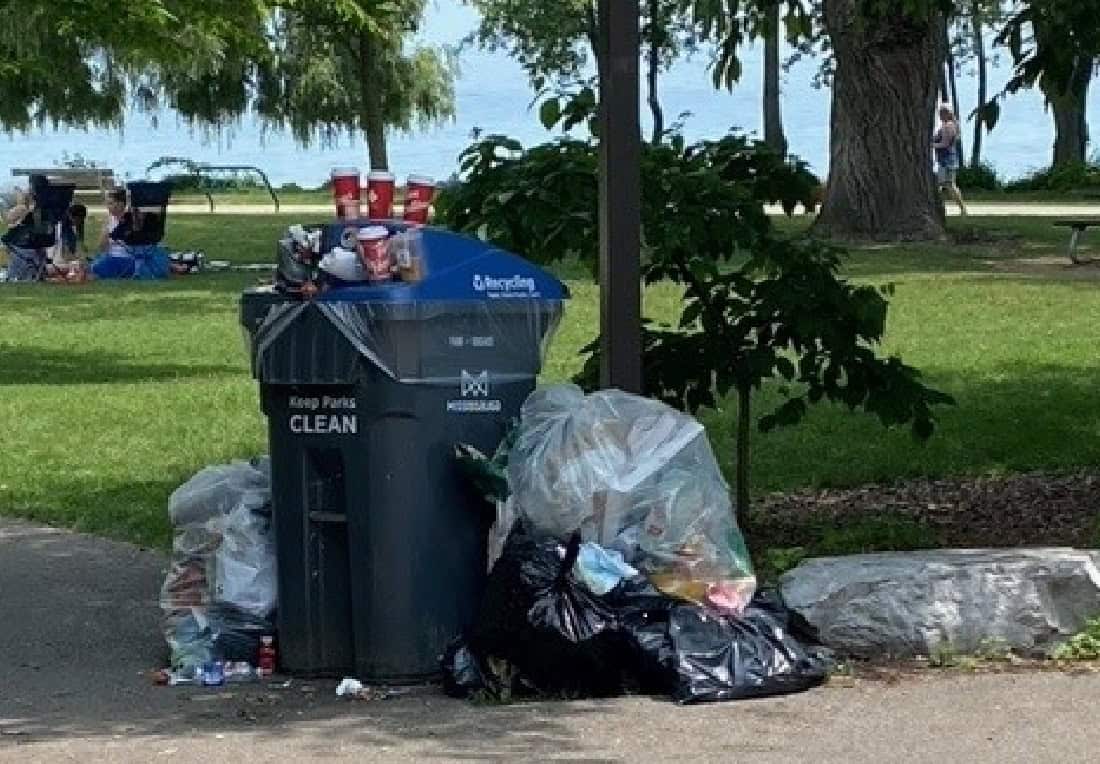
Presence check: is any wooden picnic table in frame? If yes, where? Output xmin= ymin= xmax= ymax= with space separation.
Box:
xmin=10 ymin=168 xmax=116 ymax=201
xmin=1052 ymin=219 xmax=1100 ymax=264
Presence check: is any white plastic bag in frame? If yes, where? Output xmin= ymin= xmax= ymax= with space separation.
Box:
xmin=508 ymin=385 xmax=755 ymax=609
xmin=319 ymin=247 xmax=368 ymax=282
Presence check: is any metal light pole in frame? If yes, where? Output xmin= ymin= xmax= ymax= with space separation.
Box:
xmin=597 ymin=0 xmax=643 ymax=394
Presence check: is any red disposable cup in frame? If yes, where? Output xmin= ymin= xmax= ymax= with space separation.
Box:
xmin=331 ymin=167 xmax=361 ymax=220
xmin=403 ymin=175 xmax=436 ymax=224
xmin=357 ymin=225 xmax=392 ymax=282
xmin=367 ymin=171 xmax=396 ymax=219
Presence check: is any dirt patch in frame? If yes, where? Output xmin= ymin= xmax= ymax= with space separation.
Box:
xmin=950 ymin=228 xmax=1024 ymax=247
xmin=750 ymin=469 xmax=1100 ymax=551
xmin=986 ymin=254 xmax=1100 ymax=278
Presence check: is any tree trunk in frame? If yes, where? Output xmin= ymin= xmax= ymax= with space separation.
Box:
xmin=646 ymin=0 xmax=664 ymax=144
xmin=937 ymin=14 xmax=949 ymax=105
xmin=763 ymin=2 xmax=788 ymax=156
xmin=1033 ymin=18 xmax=1092 ymax=169
xmin=970 ymin=1 xmax=986 ymax=167
xmin=735 ymin=383 xmax=751 ymax=519
xmin=358 ymin=33 xmax=389 ymax=171
xmin=364 ymin=116 xmax=389 ymax=171
xmin=1043 ymin=62 xmax=1091 ymax=168
xmin=813 ymin=0 xmax=947 ymax=241
xmin=945 ymin=16 xmax=963 ymax=164
xmin=585 ymin=2 xmax=602 ymax=80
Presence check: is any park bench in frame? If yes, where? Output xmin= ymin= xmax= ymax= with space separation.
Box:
xmin=11 ymin=168 xmax=116 ymax=203
xmin=1052 ymin=219 xmax=1100 ymax=264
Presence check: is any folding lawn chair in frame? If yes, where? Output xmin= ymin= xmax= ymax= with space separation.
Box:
xmin=121 ymin=181 xmax=172 ymax=246
xmin=2 ymin=177 xmax=75 ymax=281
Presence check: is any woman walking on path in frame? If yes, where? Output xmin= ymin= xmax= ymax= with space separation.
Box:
xmin=934 ymin=104 xmax=969 ymax=217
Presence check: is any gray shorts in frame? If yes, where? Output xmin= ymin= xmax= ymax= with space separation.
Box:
xmin=937 ymin=166 xmax=958 ymax=186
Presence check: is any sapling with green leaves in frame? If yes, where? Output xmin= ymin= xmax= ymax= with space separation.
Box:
xmin=441 ymin=126 xmax=954 ymax=519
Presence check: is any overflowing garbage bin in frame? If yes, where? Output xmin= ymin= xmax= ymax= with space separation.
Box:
xmin=240 ymin=222 xmax=567 ymax=682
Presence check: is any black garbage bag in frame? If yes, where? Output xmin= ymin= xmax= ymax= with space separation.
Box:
xmin=449 ymin=523 xmax=829 ymax=705
xmin=441 ymin=636 xmax=538 ymax=701
xmin=467 ymin=522 xmax=626 ymax=698
xmin=745 ymin=587 xmax=826 ymax=649
xmin=669 ymin=593 xmax=830 ymax=705
xmin=208 ymin=603 xmax=273 ymax=663
xmin=603 ymin=575 xmax=682 ymax=695
xmin=441 ymin=637 xmax=489 ymax=699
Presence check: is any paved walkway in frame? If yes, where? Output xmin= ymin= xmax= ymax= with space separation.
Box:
xmin=2 ymin=516 xmax=1099 ymax=762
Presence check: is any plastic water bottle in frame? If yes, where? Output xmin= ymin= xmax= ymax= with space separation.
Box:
xmin=201 ymin=661 xmax=225 ymax=687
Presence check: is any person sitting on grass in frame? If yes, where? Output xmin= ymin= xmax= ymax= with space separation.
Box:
xmin=89 ymin=189 xmax=138 ymax=278
xmin=1 ymin=187 xmax=32 ymax=279
xmin=88 ymin=188 xmax=171 ymax=280
xmin=65 ymin=204 xmax=88 ymax=258
xmin=42 ymin=204 xmax=89 ymax=279
xmin=1 ymin=181 xmax=50 ymax=281
xmin=3 ymin=181 xmax=91 ymax=282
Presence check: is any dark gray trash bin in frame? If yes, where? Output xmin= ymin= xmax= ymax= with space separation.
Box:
xmin=241 ymin=223 xmax=567 ymax=682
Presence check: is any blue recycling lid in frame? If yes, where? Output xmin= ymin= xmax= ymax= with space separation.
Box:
xmin=315 ymin=222 xmax=569 ymax=303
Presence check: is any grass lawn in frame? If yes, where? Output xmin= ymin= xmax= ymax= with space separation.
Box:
xmin=165 ymin=214 xmax=304 ymax=264
xmin=167 ymin=187 xmax=331 ymax=208
xmin=164 ymin=184 xmax=1100 ymax=207
xmin=2 ymin=213 xmax=1100 ymax=549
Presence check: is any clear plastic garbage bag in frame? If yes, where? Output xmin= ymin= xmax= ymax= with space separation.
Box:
xmin=168 ymin=459 xmax=271 ymax=527
xmin=161 ymin=460 xmax=277 ymax=670
xmin=212 ymin=504 xmax=278 ymax=619
xmin=507 ymin=385 xmax=755 ymax=611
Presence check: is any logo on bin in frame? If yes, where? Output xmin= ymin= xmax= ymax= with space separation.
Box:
xmin=461 ymin=370 xmax=490 ymax=398
xmin=449 ymin=370 xmax=501 ymax=413
xmin=472 ymin=274 xmax=539 ymax=297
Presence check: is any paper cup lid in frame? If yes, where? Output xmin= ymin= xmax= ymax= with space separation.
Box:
xmin=331 ymin=167 xmax=360 ymax=177
xmin=357 ymin=226 xmax=389 ymax=240
xmin=368 ymin=171 xmax=396 ymax=181
xmin=406 ymin=174 xmax=435 ymax=186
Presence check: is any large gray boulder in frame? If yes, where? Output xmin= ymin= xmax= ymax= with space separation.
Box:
xmin=779 ymin=548 xmax=1100 ymax=657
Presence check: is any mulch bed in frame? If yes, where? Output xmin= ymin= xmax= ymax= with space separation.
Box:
xmin=747 ymin=469 xmax=1100 ymax=551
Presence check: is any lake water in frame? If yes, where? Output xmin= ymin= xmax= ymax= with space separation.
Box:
xmin=0 ymin=4 xmax=1094 ymax=187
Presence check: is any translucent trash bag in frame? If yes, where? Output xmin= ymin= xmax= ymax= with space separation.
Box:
xmin=161 ymin=460 xmax=277 ymax=670
xmin=507 ymin=385 xmax=755 ymax=612
xmin=168 ymin=459 xmax=270 ymax=527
